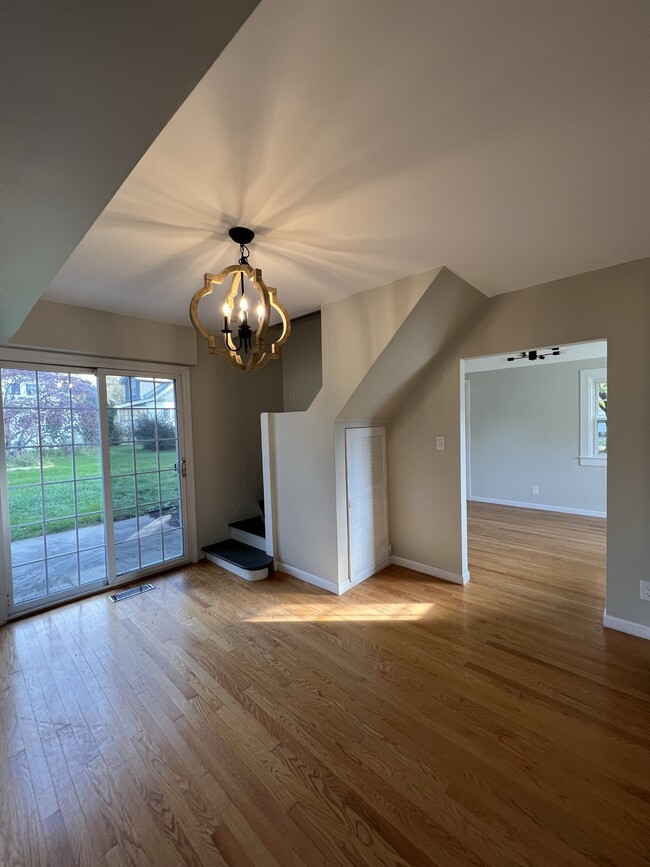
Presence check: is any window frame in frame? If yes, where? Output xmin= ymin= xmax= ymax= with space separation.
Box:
xmin=579 ymin=367 xmax=607 ymax=467
xmin=0 ymin=347 xmax=198 ymax=624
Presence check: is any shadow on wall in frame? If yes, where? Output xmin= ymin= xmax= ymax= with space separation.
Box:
xmin=274 ymin=313 xmax=323 ymax=413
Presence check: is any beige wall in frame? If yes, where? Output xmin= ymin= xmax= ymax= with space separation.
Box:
xmin=389 ymin=258 xmax=650 ymax=629
xmin=268 ymin=270 xmax=439 ymax=587
xmin=4 ymin=299 xmax=283 ymax=558
xmin=2 ymin=0 xmax=260 ymax=342
xmin=11 ymin=299 xmax=197 ymax=366
xmin=267 ymin=268 xmax=486 ymax=589
xmin=279 ymin=314 xmax=322 ymax=412
xmin=191 ymin=347 xmax=283 ymax=549
xmin=467 ymin=357 xmax=607 ymax=514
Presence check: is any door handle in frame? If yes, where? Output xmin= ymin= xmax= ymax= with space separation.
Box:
xmin=175 ymin=459 xmax=187 ymax=477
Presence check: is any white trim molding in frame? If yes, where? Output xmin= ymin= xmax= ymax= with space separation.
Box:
xmin=276 ymin=562 xmax=341 ymax=594
xmin=603 ymin=612 xmax=650 ymax=641
xmin=260 ymin=413 xmax=275 ymax=558
xmin=277 ymin=557 xmax=390 ymax=596
xmin=464 ymin=340 xmax=607 ymax=373
xmin=391 ymin=556 xmax=470 ymax=585
xmin=578 ymin=456 xmax=607 ymax=468
xmin=470 ymin=496 xmax=606 ymax=519
xmin=337 ymin=559 xmax=391 ymax=595
xmin=579 ymin=366 xmax=607 ymax=467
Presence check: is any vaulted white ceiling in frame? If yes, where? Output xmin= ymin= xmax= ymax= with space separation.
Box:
xmin=1 ymin=0 xmax=260 ymax=340
xmin=46 ymin=0 xmax=650 ymax=324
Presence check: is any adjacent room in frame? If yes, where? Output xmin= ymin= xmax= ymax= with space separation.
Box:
xmin=465 ymin=340 xmax=608 ymax=519
xmin=463 ymin=340 xmax=608 ymax=603
xmin=1 ymin=2 xmax=649 ymax=865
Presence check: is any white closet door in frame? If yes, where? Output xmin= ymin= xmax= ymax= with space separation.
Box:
xmin=346 ymin=427 xmax=389 ymax=584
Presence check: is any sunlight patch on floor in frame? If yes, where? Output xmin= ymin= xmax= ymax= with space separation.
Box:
xmin=244 ymin=601 xmax=435 ymax=622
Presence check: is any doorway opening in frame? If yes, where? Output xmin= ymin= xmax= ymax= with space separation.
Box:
xmin=461 ymin=339 xmax=607 ymax=600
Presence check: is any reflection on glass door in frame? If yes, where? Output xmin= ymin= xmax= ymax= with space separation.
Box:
xmin=1 ymin=367 xmax=107 ymax=609
xmin=106 ymin=374 xmax=184 ymax=576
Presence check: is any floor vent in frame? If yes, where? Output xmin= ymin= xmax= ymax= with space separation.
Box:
xmin=110 ymin=583 xmax=156 ymax=602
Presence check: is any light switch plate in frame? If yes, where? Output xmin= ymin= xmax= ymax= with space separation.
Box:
xmin=436 ymin=436 xmax=445 ymax=451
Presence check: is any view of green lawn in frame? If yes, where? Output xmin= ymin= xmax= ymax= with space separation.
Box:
xmin=7 ymin=444 xmax=179 ymax=539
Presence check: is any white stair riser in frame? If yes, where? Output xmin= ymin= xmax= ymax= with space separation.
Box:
xmin=205 ymin=552 xmax=269 ymax=581
xmin=230 ymin=527 xmax=266 ymax=550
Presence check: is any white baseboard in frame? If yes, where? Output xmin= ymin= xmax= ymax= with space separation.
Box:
xmin=603 ymin=612 xmax=650 ymax=641
xmin=276 ymin=562 xmax=342 ymax=595
xmin=470 ymin=496 xmax=606 ymax=519
xmin=391 ymin=556 xmax=470 ymax=585
xmin=277 ymin=557 xmax=465 ymax=594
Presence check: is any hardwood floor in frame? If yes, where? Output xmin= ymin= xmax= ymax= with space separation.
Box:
xmin=1 ymin=502 xmax=649 ymax=866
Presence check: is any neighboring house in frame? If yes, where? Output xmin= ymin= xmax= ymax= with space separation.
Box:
xmin=7 ymin=381 xmax=36 ymax=399
xmin=112 ymin=376 xmax=176 ymax=424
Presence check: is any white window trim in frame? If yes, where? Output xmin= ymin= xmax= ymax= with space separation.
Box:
xmin=579 ymin=367 xmax=607 ymax=467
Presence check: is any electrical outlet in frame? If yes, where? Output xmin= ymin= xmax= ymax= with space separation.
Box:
xmin=436 ymin=436 xmax=445 ymax=451
xmin=532 ymin=485 xmax=539 ymax=495
xmin=640 ymin=580 xmax=650 ymax=601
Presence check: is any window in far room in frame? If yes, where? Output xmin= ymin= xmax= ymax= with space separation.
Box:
xmin=579 ymin=367 xmax=607 ymax=466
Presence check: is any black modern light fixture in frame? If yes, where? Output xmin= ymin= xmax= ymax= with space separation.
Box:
xmin=507 ymin=347 xmax=561 ymax=362
xmin=190 ymin=227 xmax=290 ymax=372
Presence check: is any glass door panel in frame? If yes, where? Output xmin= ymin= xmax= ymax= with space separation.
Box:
xmin=1 ymin=367 xmax=107 ymax=610
xmin=106 ymin=374 xmax=185 ymax=577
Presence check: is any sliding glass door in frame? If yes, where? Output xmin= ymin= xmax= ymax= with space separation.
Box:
xmin=105 ymin=373 xmax=185 ymax=578
xmin=0 ymin=363 xmax=190 ymax=617
xmin=1 ymin=367 xmax=107 ymax=609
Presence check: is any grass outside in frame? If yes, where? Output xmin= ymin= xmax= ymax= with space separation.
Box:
xmin=7 ymin=444 xmax=179 ymax=540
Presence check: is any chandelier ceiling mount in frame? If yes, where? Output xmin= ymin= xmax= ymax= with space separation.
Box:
xmin=190 ymin=227 xmax=290 ymax=372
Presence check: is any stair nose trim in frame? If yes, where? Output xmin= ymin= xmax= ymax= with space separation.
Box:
xmin=202 ymin=539 xmax=273 ymax=583
xmin=204 ymin=552 xmax=269 ymax=582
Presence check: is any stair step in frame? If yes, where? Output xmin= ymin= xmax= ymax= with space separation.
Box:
xmin=202 ymin=540 xmax=273 ymax=582
xmin=228 ymin=516 xmax=265 ymax=538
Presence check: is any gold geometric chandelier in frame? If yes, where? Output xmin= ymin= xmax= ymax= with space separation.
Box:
xmin=190 ymin=227 xmax=290 ymax=372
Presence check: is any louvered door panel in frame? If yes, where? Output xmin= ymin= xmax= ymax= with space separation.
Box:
xmin=346 ymin=427 xmax=388 ymax=584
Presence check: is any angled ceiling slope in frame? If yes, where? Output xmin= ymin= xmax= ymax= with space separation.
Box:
xmin=0 ymin=0 xmax=260 ymax=342
xmin=46 ymin=0 xmax=650 ymax=327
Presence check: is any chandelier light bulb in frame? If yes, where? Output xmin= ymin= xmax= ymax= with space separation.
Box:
xmin=222 ymin=302 xmax=231 ymax=318
xmin=256 ymin=303 xmax=264 ymax=320
xmin=239 ymin=295 xmax=249 ymax=312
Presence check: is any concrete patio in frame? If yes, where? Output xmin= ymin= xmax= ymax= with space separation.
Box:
xmin=11 ymin=513 xmax=184 ymax=605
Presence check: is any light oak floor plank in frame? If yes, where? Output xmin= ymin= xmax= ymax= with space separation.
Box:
xmin=0 ymin=503 xmax=648 ymax=865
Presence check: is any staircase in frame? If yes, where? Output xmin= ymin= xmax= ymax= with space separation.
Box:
xmin=202 ymin=501 xmax=272 ymax=581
